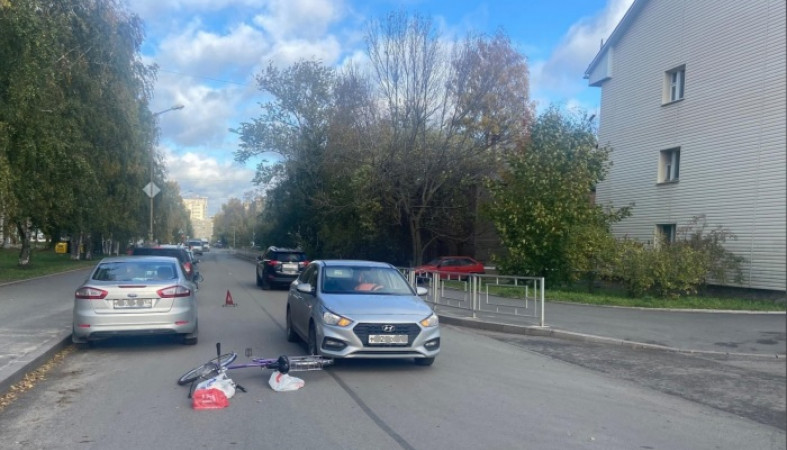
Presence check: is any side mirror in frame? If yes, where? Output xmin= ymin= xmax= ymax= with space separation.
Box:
xmin=296 ymin=282 xmax=315 ymax=295
xmin=256 ymin=255 xmax=263 ymax=261
xmin=416 ymin=287 xmax=428 ymax=296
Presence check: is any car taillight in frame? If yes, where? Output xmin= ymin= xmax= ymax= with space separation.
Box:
xmin=75 ymin=287 xmax=108 ymax=299
xmin=157 ymin=285 xmax=192 ymax=298
xmin=267 ymin=260 xmax=279 ymax=267
xmin=299 ymin=261 xmax=309 ymax=268
xmin=183 ymin=262 xmax=193 ymax=275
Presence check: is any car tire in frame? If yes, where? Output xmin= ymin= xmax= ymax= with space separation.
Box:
xmin=261 ymin=276 xmax=270 ymax=290
xmin=414 ymin=357 xmax=435 ymax=366
xmin=286 ymin=308 xmax=299 ymax=343
xmin=181 ymin=323 xmax=198 ymax=345
xmin=256 ymin=271 xmax=262 ymax=287
xmin=307 ymin=323 xmax=319 ymax=356
xmin=72 ymin=327 xmax=91 ymax=350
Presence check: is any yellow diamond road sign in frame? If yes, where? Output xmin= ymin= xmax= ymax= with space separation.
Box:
xmin=143 ymin=182 xmax=160 ymax=198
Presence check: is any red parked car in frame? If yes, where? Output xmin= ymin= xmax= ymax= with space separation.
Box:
xmin=414 ymin=256 xmax=485 ymax=280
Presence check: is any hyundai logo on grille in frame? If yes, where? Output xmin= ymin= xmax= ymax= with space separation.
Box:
xmin=381 ymin=325 xmax=396 ymax=333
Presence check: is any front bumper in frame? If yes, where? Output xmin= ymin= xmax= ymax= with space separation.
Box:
xmin=316 ymin=320 xmax=440 ymax=360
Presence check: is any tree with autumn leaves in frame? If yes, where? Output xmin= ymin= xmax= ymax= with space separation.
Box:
xmin=236 ymin=12 xmax=535 ymax=265
xmin=0 ymin=0 xmax=191 ymax=264
xmin=484 ymin=106 xmax=631 ymax=285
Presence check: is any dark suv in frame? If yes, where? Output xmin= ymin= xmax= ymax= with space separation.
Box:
xmin=255 ymin=246 xmax=308 ymax=290
xmin=132 ymin=245 xmax=200 ymax=286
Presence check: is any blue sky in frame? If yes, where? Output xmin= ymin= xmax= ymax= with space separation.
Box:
xmin=122 ymin=0 xmax=635 ymax=216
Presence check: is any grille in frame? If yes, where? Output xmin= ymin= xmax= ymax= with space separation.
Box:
xmin=353 ymin=323 xmax=420 ymax=347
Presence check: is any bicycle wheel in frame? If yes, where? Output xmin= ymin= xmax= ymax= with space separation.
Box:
xmin=177 ymin=352 xmax=237 ymax=385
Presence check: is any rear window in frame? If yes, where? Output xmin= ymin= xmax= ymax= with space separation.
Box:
xmin=272 ymin=252 xmax=306 ymax=262
xmin=131 ymin=248 xmax=186 ymax=263
xmin=93 ymin=261 xmax=178 ymax=281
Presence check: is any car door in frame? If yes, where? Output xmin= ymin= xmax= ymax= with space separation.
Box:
xmin=289 ymin=263 xmax=317 ymax=339
xmin=437 ymin=258 xmax=458 ymax=277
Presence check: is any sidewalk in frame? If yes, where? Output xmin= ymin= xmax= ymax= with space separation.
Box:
xmin=1 ymin=267 xmax=784 ymax=396
xmin=438 ymin=303 xmax=786 ymax=358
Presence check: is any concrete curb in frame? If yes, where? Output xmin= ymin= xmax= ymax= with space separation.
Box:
xmin=548 ymin=300 xmax=786 ymax=315
xmin=0 ymin=330 xmax=73 ymax=395
xmin=438 ymin=314 xmax=786 ymax=360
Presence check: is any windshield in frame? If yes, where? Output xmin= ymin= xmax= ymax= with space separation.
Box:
xmin=321 ymin=267 xmax=414 ymax=295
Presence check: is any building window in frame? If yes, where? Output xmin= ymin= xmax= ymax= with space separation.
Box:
xmin=659 ymin=148 xmax=680 ymax=183
xmin=664 ymin=66 xmax=685 ymax=103
xmin=656 ymin=224 xmax=676 ymax=245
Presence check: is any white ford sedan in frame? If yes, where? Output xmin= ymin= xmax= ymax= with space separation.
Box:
xmin=72 ymin=256 xmax=198 ymax=347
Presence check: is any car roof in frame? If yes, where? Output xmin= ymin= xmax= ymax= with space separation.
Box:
xmin=317 ymin=260 xmax=395 ymax=269
xmin=131 ymin=247 xmax=189 ymax=259
xmin=98 ymin=255 xmax=180 ymax=264
xmin=268 ymin=246 xmax=303 ymax=252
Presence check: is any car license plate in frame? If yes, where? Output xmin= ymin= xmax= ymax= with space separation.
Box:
xmin=368 ymin=334 xmax=408 ymax=344
xmin=282 ymin=262 xmax=298 ymax=274
xmin=113 ymin=298 xmax=153 ymax=309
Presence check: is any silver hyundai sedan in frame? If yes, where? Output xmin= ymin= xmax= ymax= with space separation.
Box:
xmin=72 ymin=256 xmax=198 ymax=347
xmin=286 ymin=260 xmax=440 ymax=366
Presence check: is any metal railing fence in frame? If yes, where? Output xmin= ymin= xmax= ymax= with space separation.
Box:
xmin=401 ymin=268 xmax=546 ymax=327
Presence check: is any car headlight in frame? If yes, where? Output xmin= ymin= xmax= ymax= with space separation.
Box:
xmin=420 ymin=313 xmax=439 ymax=327
xmin=321 ymin=306 xmax=353 ymax=327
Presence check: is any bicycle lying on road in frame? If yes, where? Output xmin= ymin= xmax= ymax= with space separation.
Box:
xmin=177 ymin=343 xmax=333 ymax=396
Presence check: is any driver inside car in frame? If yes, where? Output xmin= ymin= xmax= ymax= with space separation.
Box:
xmin=354 ymin=270 xmax=383 ymax=292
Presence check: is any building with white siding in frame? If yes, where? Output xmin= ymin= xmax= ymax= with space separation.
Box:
xmin=585 ymin=0 xmax=785 ymax=292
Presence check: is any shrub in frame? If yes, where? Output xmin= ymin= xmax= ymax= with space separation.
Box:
xmin=613 ymin=216 xmax=745 ymax=298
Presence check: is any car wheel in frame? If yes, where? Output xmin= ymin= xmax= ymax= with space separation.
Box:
xmin=181 ymin=323 xmax=198 ymax=345
xmin=286 ymin=308 xmax=299 ymax=343
xmin=414 ymin=357 xmax=435 ymax=366
xmin=307 ymin=323 xmax=319 ymax=355
xmin=72 ymin=327 xmax=91 ymax=350
xmin=261 ymin=276 xmax=270 ymax=290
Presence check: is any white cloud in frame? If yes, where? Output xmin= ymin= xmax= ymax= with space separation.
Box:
xmin=164 ymin=149 xmax=258 ymax=216
xmin=123 ymin=0 xmax=266 ymax=21
xmin=253 ymin=0 xmax=346 ymax=39
xmin=530 ymin=0 xmax=634 ymax=110
xmin=158 ymin=22 xmax=270 ymax=78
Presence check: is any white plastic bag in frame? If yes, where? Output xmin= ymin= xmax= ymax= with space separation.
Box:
xmin=196 ymin=372 xmax=236 ymax=399
xmin=268 ymin=371 xmax=305 ymax=392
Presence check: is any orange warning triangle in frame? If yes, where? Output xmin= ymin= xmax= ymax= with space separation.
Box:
xmin=223 ymin=290 xmax=236 ymax=307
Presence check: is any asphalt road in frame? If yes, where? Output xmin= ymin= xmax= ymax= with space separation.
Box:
xmin=0 ymin=251 xmax=784 ymax=449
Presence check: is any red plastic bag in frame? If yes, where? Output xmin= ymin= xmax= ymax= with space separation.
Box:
xmin=192 ymin=387 xmax=229 ymax=410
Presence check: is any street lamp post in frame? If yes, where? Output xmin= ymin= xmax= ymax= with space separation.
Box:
xmin=147 ymin=104 xmax=184 ymax=244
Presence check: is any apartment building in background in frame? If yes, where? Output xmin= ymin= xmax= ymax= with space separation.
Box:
xmin=182 ymin=196 xmax=213 ymax=241
xmin=585 ymin=0 xmax=785 ymax=292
